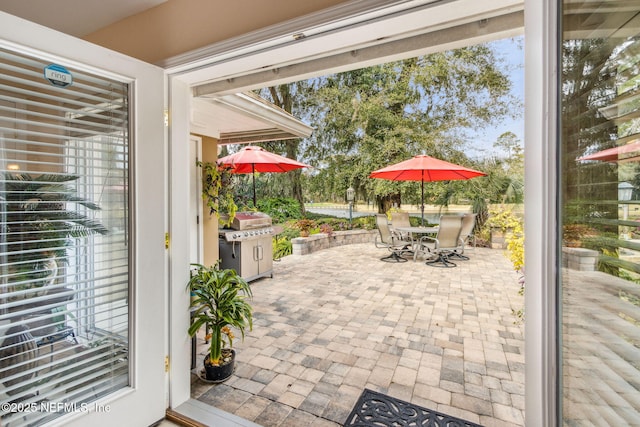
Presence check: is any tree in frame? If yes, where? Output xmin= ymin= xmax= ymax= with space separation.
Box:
xmin=297 ymin=42 xmax=520 ymax=212
xmin=251 ymin=83 xmax=315 ymax=213
xmin=493 ymin=131 xmax=524 ymax=204
xmin=248 ymin=40 xmax=520 ymax=214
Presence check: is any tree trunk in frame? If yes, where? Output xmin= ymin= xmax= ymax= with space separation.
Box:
xmin=377 ymin=193 xmax=401 ymax=213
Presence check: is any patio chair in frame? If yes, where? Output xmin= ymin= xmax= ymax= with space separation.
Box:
xmin=418 ymin=215 xmax=463 ymax=267
xmin=374 ymin=214 xmax=411 ymax=263
xmin=390 ymin=211 xmax=412 ymax=239
xmin=450 ymin=213 xmax=477 ymax=260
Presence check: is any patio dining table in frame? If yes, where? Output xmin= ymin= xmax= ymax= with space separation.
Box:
xmin=395 ymin=226 xmax=438 ymax=261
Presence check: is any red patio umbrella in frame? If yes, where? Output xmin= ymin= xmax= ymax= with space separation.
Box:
xmin=370 ymin=154 xmax=487 ymax=225
xmin=578 ymin=140 xmax=640 ymax=163
xmin=217 ymin=146 xmax=310 ymax=206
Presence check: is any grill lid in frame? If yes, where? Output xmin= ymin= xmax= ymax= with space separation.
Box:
xmin=231 ymin=211 xmax=272 ymax=230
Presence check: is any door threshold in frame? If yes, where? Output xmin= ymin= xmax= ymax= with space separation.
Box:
xmin=169 ymin=399 xmax=261 ymax=427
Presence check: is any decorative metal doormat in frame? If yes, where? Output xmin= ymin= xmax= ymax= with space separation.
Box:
xmin=344 ymin=388 xmax=484 ymax=427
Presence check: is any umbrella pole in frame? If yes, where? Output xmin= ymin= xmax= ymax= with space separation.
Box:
xmin=252 ymin=164 xmax=257 ymax=207
xmin=421 ymin=174 xmax=425 ymax=226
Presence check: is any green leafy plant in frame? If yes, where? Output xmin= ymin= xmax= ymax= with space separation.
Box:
xmin=197 ymin=161 xmax=238 ymax=228
xmin=484 ymin=207 xmax=521 ymax=231
xmin=256 ymin=197 xmax=302 ymax=223
xmin=503 ymin=212 xmax=524 ymax=324
xmin=272 ymin=235 xmax=292 ymax=260
xmin=353 ymin=215 xmax=377 ymax=230
xmin=187 ymin=264 xmax=253 ymax=366
xmin=3 ymin=173 xmax=108 ymax=299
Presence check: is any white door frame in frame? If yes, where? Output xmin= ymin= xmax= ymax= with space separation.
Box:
xmin=166 ymin=2 xmax=550 ymax=426
xmin=0 ymin=12 xmax=168 ymax=427
xmin=523 ymin=0 xmax=558 ymax=425
xmin=167 ymin=76 xmax=193 ymax=409
xmin=189 ymin=135 xmax=204 ymax=265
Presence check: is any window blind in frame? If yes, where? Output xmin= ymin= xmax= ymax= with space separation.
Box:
xmin=0 ymin=46 xmax=131 ymax=426
xmin=570 ymin=37 xmax=640 ymax=266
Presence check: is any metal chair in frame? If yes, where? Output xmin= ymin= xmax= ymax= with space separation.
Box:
xmin=419 ymin=215 xmax=463 ymax=267
xmin=450 ymin=213 xmax=477 ymax=260
xmin=374 ymin=214 xmax=411 ymax=262
xmin=390 ymin=212 xmax=412 ymax=240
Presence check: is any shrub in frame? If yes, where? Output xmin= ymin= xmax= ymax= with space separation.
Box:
xmin=257 ymin=197 xmax=302 ymax=223
xmin=280 ymin=221 xmax=303 ymax=239
xmin=484 ymin=207 xmax=522 ymax=231
xmin=353 ymin=215 xmax=376 ymax=230
xmin=273 ymin=236 xmax=292 ymax=259
xmin=319 ymin=223 xmax=334 ymax=236
xmin=480 ymin=206 xmax=524 ymax=274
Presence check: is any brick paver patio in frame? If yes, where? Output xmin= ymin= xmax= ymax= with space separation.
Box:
xmin=191 ymin=243 xmax=525 ymax=427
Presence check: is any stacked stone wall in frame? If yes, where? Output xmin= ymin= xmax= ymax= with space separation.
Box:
xmin=291 ymin=230 xmax=378 ymax=256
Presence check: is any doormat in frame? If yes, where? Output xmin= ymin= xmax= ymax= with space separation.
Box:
xmin=343 ymin=388 xmax=484 ymax=427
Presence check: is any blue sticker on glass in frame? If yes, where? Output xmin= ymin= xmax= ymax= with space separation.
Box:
xmin=44 ymin=64 xmax=73 ymax=87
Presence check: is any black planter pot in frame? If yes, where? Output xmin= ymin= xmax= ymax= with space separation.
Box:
xmin=202 ymin=349 xmax=235 ymax=383
xmin=0 ymin=324 xmax=38 ymax=395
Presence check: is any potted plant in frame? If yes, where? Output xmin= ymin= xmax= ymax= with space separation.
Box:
xmin=484 ymin=207 xmax=521 ymax=249
xmin=187 ymin=263 xmax=253 ymax=382
xmin=294 ymin=218 xmax=317 ymax=237
xmin=3 ymin=173 xmax=108 ymax=303
xmin=0 ymin=172 xmax=109 ymax=390
xmin=197 ymin=161 xmax=238 ymax=228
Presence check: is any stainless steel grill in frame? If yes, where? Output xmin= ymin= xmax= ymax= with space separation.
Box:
xmin=219 ymin=226 xmax=278 ymax=242
xmin=230 ymin=211 xmax=272 ymax=230
xmin=218 ymin=212 xmax=280 ymax=282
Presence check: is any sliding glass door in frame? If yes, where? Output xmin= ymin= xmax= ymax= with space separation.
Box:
xmin=560 ymin=1 xmax=640 ymax=424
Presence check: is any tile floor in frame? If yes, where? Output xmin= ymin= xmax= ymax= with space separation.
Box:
xmin=191 ymin=243 xmax=525 ymax=427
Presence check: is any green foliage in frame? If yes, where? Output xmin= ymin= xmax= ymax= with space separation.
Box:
xmin=256 ymin=197 xmax=302 ymax=223
xmin=352 ymin=215 xmax=377 ymax=230
xmin=598 ymin=247 xmax=622 ymax=277
xmin=272 ymin=236 xmax=292 ymax=260
xmin=481 ymin=206 xmax=524 ymax=272
xmin=506 ymin=222 xmax=524 ymax=273
xmin=187 ymin=264 xmax=253 ymax=366
xmin=292 ymin=218 xmax=317 ymax=235
xmin=197 ymin=161 xmax=238 ymax=228
xmin=279 ymin=222 xmax=304 ymax=240
xmin=484 ymin=207 xmax=522 ymax=231
xmin=2 ymin=173 xmax=108 ymax=298
xmin=316 ymin=217 xmax=349 ymax=231
xmin=483 ymin=205 xmax=525 ymax=323
xmin=296 ymin=41 xmax=519 ymax=208
xmin=302 ymin=212 xmax=377 ymax=231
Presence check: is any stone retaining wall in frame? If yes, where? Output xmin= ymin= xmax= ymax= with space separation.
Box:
xmin=562 ymin=246 xmax=598 ymax=271
xmin=292 ymin=230 xmax=378 ymax=256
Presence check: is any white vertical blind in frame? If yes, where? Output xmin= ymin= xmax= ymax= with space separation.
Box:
xmin=0 ymin=46 xmax=130 ymax=426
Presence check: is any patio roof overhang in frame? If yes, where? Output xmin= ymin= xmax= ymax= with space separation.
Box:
xmin=190 ymin=91 xmax=313 ymax=145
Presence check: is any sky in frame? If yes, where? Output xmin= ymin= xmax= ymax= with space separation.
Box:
xmin=467 ymin=36 xmax=525 ymax=160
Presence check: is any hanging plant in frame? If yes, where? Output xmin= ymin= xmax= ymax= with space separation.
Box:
xmin=197 ymin=161 xmax=238 ymax=228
